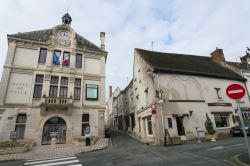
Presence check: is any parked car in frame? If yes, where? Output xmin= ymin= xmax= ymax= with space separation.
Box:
xmin=230 ymin=121 xmax=250 ymax=136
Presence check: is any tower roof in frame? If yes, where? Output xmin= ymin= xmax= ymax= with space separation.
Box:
xmin=62 ymin=13 xmax=72 ymax=25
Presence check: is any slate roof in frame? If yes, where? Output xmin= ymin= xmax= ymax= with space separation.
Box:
xmin=136 ymin=48 xmax=246 ymax=81
xmin=8 ymin=29 xmax=104 ymax=52
xmin=227 ymin=62 xmax=250 ymax=71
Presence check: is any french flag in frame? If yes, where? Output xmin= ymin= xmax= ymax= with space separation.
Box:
xmin=63 ymin=56 xmax=69 ymax=65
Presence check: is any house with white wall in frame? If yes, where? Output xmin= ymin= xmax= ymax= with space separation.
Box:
xmin=132 ymin=48 xmax=250 ymax=144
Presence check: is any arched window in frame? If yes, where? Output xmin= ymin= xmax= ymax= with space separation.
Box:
xmin=82 ymin=114 xmax=90 ymax=136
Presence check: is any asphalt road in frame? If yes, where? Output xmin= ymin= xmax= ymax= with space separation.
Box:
xmin=77 ymin=130 xmax=249 ymax=166
xmin=0 ymin=130 xmax=249 ymax=166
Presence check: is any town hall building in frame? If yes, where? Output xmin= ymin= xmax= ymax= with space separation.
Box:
xmin=0 ymin=13 xmax=107 ymax=145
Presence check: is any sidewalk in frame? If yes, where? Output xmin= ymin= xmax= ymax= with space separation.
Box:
xmin=0 ymin=138 xmax=109 ymax=161
xmin=230 ymin=153 xmax=250 ymax=166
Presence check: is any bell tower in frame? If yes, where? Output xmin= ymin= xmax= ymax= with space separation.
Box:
xmin=62 ymin=13 xmax=72 ymax=26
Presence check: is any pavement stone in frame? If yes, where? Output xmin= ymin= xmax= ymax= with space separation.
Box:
xmin=0 ymin=138 xmax=109 ymax=161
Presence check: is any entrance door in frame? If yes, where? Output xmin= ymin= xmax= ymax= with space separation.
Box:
xmin=176 ymin=116 xmax=185 ymax=136
xmin=42 ymin=117 xmax=66 ymax=145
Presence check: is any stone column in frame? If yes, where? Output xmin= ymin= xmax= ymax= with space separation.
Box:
xmin=46 ymin=48 xmax=53 ymax=69
xmin=0 ymin=42 xmax=16 ymax=105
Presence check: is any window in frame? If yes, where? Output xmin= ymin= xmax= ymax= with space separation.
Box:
xmin=62 ymin=52 xmax=70 ymax=66
xmin=86 ymin=84 xmax=98 ymax=100
xmin=60 ymin=77 xmax=68 ymax=98
xmin=49 ymin=76 xmax=59 ymax=97
xmin=214 ymin=113 xmax=229 ymax=128
xmin=15 ymin=114 xmax=27 ymax=139
xmin=81 ymin=114 xmax=90 ymax=136
xmin=74 ymin=78 xmax=81 ymax=100
xmin=147 ymin=116 xmax=153 ymax=135
xmin=53 ymin=50 xmax=61 ymax=65
xmin=168 ymin=118 xmax=173 ymax=128
xmin=38 ymin=48 xmax=47 ymax=63
xmin=33 ymin=75 xmax=44 ymax=98
xmin=76 ymin=54 xmax=82 ymax=68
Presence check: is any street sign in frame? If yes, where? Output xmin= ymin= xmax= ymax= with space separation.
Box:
xmin=226 ymin=84 xmax=246 ymax=100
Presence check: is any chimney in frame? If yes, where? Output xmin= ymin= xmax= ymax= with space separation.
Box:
xmin=109 ymin=86 xmax=112 ymax=98
xmin=100 ymin=32 xmax=105 ymax=50
xmin=210 ymin=47 xmax=225 ymax=63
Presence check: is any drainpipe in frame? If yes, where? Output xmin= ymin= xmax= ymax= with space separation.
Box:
xmin=156 ymin=73 xmax=165 ymax=144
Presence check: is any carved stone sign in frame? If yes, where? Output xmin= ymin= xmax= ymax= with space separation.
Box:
xmin=10 ymin=82 xmax=29 ymax=95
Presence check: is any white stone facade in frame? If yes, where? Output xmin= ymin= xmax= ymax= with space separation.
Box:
xmin=0 ymin=14 xmax=107 ymax=145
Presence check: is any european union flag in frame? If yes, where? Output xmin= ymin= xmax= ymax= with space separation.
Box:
xmin=53 ymin=52 xmax=60 ymax=65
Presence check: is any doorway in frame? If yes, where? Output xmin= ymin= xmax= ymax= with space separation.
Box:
xmin=42 ymin=117 xmax=66 ymax=145
xmin=176 ymin=116 xmax=185 ymax=136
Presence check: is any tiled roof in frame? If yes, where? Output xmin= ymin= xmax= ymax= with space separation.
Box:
xmin=136 ymin=48 xmax=246 ymax=81
xmin=8 ymin=29 xmax=104 ymax=52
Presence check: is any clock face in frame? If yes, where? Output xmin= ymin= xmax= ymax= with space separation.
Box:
xmin=59 ymin=30 xmax=70 ymax=39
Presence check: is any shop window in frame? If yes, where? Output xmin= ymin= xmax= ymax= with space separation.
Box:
xmin=214 ymin=113 xmax=229 ymax=128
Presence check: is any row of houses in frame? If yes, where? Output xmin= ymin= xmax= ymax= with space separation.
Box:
xmin=107 ymin=47 xmax=250 ymax=144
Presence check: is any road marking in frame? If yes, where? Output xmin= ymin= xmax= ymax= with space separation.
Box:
xmin=230 ymin=143 xmax=244 ymax=147
xmin=25 ymin=156 xmax=76 ymax=165
xmin=228 ymin=89 xmax=243 ymax=94
xmin=24 ymin=155 xmax=82 ymax=166
xmin=206 ymin=146 xmax=224 ymax=151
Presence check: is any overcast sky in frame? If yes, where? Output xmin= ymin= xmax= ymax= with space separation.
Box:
xmin=0 ymin=0 xmax=250 ymax=100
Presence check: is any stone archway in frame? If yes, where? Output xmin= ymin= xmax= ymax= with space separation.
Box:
xmin=41 ymin=117 xmax=67 ymax=145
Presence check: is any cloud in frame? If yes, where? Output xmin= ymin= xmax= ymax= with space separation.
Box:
xmin=0 ymin=0 xmax=249 ymax=101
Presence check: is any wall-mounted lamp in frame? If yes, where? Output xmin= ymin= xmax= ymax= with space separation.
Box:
xmin=189 ymin=110 xmax=193 ymax=116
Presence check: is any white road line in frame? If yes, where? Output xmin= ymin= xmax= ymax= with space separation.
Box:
xmin=31 ymin=159 xmax=79 ymax=166
xmin=228 ymin=89 xmax=243 ymax=94
xmin=230 ymin=143 xmax=244 ymax=147
xmin=25 ymin=156 xmax=76 ymax=165
xmin=26 ymin=156 xmax=75 ymax=162
xmin=206 ymin=146 xmax=224 ymax=151
xmin=67 ymin=164 xmax=83 ymax=166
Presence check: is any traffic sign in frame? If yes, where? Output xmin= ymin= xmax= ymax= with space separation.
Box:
xmin=151 ymin=104 xmax=157 ymax=110
xmin=226 ymin=84 xmax=246 ymax=100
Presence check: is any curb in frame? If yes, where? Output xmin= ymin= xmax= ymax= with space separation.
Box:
xmin=229 ymin=154 xmax=250 ymax=166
